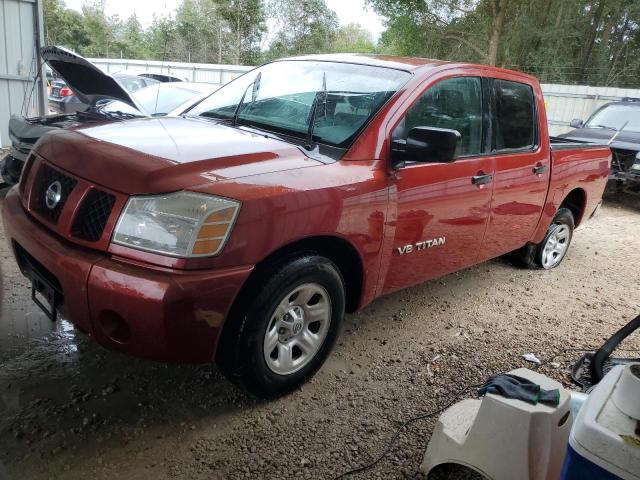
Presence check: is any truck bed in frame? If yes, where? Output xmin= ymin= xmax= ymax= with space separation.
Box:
xmin=550 ymin=136 xmax=606 ymax=150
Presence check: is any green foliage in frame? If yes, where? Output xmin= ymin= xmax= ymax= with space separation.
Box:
xmin=42 ymin=0 xmax=640 ymax=87
xmin=264 ymin=0 xmax=339 ymax=59
xmin=368 ymin=0 xmax=640 ymax=87
xmin=333 ymin=23 xmax=377 ymax=53
xmin=42 ymin=0 xmax=90 ymax=51
xmin=43 ymin=0 xmax=267 ymax=64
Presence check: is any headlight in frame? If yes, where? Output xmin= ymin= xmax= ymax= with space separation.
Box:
xmin=113 ymin=191 xmax=240 ymax=257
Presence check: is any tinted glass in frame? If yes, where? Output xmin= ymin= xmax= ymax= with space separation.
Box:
xmin=395 ymin=77 xmax=483 ymax=156
xmin=189 ymin=61 xmax=411 ymax=148
xmin=493 ymin=80 xmax=535 ymax=150
xmin=116 ymin=76 xmax=149 ymax=92
xmin=585 ymin=104 xmax=640 ymax=133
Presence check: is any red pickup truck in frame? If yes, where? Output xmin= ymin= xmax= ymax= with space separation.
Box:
xmin=2 ymin=54 xmax=610 ymax=397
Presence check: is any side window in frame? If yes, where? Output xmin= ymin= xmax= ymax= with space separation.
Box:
xmin=395 ymin=77 xmax=483 ymax=157
xmin=492 ymin=80 xmax=536 ymax=151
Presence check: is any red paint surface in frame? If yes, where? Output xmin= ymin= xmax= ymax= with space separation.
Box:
xmin=2 ymin=56 xmax=610 ymax=363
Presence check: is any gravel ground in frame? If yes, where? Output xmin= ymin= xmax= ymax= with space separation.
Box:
xmin=0 ymin=189 xmax=639 ymax=480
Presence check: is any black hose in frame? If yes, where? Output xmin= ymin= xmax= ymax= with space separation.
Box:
xmin=591 ymin=314 xmax=640 ymax=383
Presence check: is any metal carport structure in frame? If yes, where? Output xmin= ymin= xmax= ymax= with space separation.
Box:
xmin=0 ymin=0 xmax=46 ymax=147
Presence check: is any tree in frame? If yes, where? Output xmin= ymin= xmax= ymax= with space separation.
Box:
xmin=42 ymin=0 xmax=90 ymax=52
xmin=332 ymin=23 xmax=376 ymax=53
xmin=169 ymin=0 xmax=265 ymax=65
xmin=144 ymin=15 xmax=178 ymax=60
xmin=266 ymin=0 xmax=339 ymax=59
xmin=368 ymin=0 xmax=509 ymax=66
xmin=114 ymin=14 xmax=149 ymax=59
xmin=369 ymin=0 xmax=640 ymax=86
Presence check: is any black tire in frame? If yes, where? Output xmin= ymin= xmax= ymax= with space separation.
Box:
xmin=216 ymin=254 xmax=345 ymax=398
xmin=512 ymin=208 xmax=575 ymax=269
xmin=534 ymin=207 xmax=575 ymax=269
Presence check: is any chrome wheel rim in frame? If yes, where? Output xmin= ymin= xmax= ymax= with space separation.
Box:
xmin=263 ymin=283 xmax=331 ymax=375
xmin=542 ymin=223 xmax=571 ymax=268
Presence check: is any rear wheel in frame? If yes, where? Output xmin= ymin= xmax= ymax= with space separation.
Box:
xmin=535 ymin=208 xmax=575 ymax=269
xmin=216 ymin=255 xmax=345 ymax=398
xmin=512 ymin=208 xmax=575 ymax=269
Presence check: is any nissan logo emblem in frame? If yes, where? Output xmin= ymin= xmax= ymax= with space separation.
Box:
xmin=45 ymin=181 xmax=62 ymax=210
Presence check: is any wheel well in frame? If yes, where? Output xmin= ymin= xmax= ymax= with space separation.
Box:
xmin=237 ymin=236 xmax=364 ymax=314
xmin=559 ymin=188 xmax=586 ymax=226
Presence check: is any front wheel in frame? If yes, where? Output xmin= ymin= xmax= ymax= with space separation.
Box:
xmin=216 ymin=255 xmax=345 ymax=398
xmin=535 ymin=207 xmax=575 ymax=269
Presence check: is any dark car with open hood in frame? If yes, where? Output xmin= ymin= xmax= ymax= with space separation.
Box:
xmin=1 ymin=46 xmax=217 ymax=186
xmin=559 ymin=98 xmax=640 ymax=193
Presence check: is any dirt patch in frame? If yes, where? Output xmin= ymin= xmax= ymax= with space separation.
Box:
xmin=1 ymin=195 xmax=639 ymax=480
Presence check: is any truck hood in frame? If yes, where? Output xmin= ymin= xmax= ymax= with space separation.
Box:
xmin=33 ymin=116 xmax=322 ymax=194
xmin=559 ymin=127 xmax=640 ymax=152
xmin=42 ymin=46 xmax=145 ymax=112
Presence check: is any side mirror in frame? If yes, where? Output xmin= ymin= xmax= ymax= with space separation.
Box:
xmin=570 ymin=118 xmax=584 ymax=129
xmin=396 ymin=126 xmax=460 ymax=164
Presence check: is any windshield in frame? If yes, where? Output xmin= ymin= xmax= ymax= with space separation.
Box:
xmin=188 ymin=60 xmax=411 ymax=148
xmin=104 ymin=84 xmax=206 ymax=116
xmin=585 ymin=104 xmax=640 ymax=132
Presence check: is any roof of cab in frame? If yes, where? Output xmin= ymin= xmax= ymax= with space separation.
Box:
xmin=276 ymin=54 xmax=538 ymax=84
xmin=277 ymin=53 xmax=453 ymax=72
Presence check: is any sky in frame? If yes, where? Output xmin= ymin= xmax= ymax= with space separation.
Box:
xmin=63 ymin=0 xmax=386 ymax=41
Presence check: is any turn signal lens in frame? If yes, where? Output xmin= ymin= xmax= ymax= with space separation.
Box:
xmin=192 ymin=206 xmax=238 ymax=255
xmin=113 ymin=191 xmax=240 ymax=258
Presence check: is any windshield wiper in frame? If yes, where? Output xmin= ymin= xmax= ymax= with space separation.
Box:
xmin=232 ymin=72 xmax=261 ymax=127
xmin=107 ymin=111 xmax=140 ymax=119
xmin=591 ymin=124 xmax=617 ymax=131
xmin=305 ymin=72 xmax=327 ymax=150
xmin=84 ymin=106 xmax=141 ymax=121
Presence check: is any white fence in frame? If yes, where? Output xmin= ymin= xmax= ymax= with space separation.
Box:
xmin=541 ymin=84 xmax=640 ymax=136
xmin=85 ymin=59 xmax=640 ymax=137
xmin=87 ymin=58 xmax=253 ymax=88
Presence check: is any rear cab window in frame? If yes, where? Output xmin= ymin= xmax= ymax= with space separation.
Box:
xmin=491 ymin=79 xmax=537 ymax=152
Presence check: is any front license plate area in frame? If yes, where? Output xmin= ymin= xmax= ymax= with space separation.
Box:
xmin=31 ymin=277 xmax=60 ymax=321
xmin=13 ymin=242 xmax=63 ymax=321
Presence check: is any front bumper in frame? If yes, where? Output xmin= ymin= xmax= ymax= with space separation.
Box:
xmin=611 ymin=169 xmax=640 ymax=183
xmin=1 ymin=188 xmax=253 ymax=363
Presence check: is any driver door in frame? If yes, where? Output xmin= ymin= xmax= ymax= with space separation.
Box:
xmin=383 ymin=76 xmax=494 ymax=293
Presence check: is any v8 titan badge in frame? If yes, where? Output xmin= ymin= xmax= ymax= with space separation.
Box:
xmin=397 ymin=237 xmax=446 ymax=255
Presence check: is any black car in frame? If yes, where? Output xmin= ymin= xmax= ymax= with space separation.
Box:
xmin=559 ymin=98 xmax=640 ymax=192
xmin=1 ymin=46 xmax=217 ymax=185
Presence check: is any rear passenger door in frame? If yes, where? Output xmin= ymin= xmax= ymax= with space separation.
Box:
xmin=383 ymin=76 xmax=494 ymax=293
xmin=478 ymin=79 xmax=550 ymax=261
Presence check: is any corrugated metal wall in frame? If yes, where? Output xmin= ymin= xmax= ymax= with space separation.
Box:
xmin=0 ymin=0 xmax=46 ymax=147
xmin=542 ymin=83 xmax=640 ymax=136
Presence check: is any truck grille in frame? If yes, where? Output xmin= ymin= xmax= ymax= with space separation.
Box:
xmin=71 ymin=189 xmax=116 ymax=242
xmin=23 ymin=156 xmax=124 ymax=251
xmin=31 ymin=163 xmax=78 ymax=224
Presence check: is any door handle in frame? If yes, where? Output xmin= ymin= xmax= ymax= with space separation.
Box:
xmin=471 ymin=174 xmax=493 ymax=185
xmin=533 ymin=164 xmax=548 ymax=175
